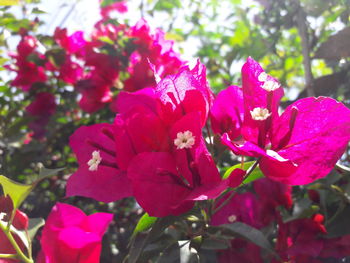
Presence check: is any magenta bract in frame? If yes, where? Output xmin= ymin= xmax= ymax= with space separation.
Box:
xmin=221 ymin=57 xmax=350 ymax=185
xmin=210 ymin=85 xmax=244 ymax=140
xmin=66 ymin=123 xmax=132 ymax=202
xmin=37 ymin=203 xmax=113 ymax=263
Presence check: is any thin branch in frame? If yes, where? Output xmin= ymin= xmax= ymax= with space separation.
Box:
xmin=293 ymin=0 xmax=315 ymax=97
xmin=0 ymin=254 xmax=17 ymax=259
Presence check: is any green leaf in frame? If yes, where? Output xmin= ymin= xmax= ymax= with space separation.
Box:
xmin=157 ymin=242 xmax=180 ymax=263
xmin=38 ymin=167 xmax=65 ymax=180
xmin=0 ymin=175 xmax=34 ymax=210
xmin=200 ymin=238 xmax=230 ymax=250
xmin=223 ymin=161 xmax=264 ymax=185
xmin=129 ymin=216 xmax=176 ymax=263
xmin=326 ymin=205 xmax=350 ymax=238
xmin=220 ymin=222 xmax=273 ymax=252
xmin=27 ymin=218 xmax=45 ymax=240
xmin=0 ymin=167 xmax=64 ymax=209
xmin=132 ymin=213 xmax=157 ymax=237
xmin=31 ymin=7 xmax=46 ymax=14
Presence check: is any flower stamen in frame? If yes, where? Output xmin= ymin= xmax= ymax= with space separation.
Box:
xmin=258 ymin=72 xmax=280 ymax=91
xmin=174 ymin=130 xmax=195 ymax=149
xmin=250 ymin=107 xmax=271 ymax=121
xmin=262 ymin=80 xmax=280 ymax=92
xmin=258 ymin=72 xmax=268 ymax=82
xmin=87 ymin=150 xmax=102 ymax=171
xmin=228 ymin=214 xmax=237 ymax=223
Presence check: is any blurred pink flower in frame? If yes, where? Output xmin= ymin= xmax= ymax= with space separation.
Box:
xmin=37 ymin=203 xmax=113 ymax=263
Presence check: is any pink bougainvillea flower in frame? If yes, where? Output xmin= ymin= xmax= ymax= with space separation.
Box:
xmin=272 ymin=213 xmax=350 ymax=262
xmin=25 ymin=92 xmax=56 ymax=139
xmin=253 ymin=177 xmax=292 ymax=226
xmin=0 ymin=206 xmax=29 ymax=263
xmin=211 ymin=192 xmax=265 ymax=228
xmin=77 ymin=82 xmax=112 ymax=113
xmin=69 ymin=64 xmax=240 ymax=215
xmin=72 ymin=46 xmax=119 ymax=113
xmin=57 ymin=56 xmax=83 ymax=84
xmin=37 ymin=203 xmax=113 ymax=263
xmin=210 ymin=191 xmax=266 ymax=263
xmin=66 ymin=123 xmax=132 ymax=202
xmin=54 ymin=28 xmax=86 ymax=56
xmin=121 ymin=19 xmax=184 ymax=92
xmin=10 ymin=60 xmax=47 ymax=92
xmin=321 ymin=234 xmax=350 ymax=258
xmin=7 ymin=35 xmax=46 ymax=91
xmin=275 ymin=214 xmax=327 ymax=262
xmin=211 ymin=178 xmax=292 ymax=228
xmin=91 ymin=22 xmax=126 ymax=43
xmin=26 ymin=92 xmax=56 ymax=116
xmin=16 ymin=35 xmax=37 ymax=57
xmin=68 ymin=88 xmax=160 ymax=202
xmin=211 ymin=178 xmax=293 ymax=262
xmin=114 ymin=72 xmax=240 ymax=216
xmin=100 ymin=0 xmax=128 ymax=18
xmin=127 ymin=111 xmax=244 ymax=217
xmin=210 ymin=85 xmax=244 ymax=140
xmin=218 ymin=239 xmax=263 ymax=263
xmin=222 ymin=57 xmax=350 ymax=185
xmin=75 ymin=74 xmax=114 ymax=113
xmin=154 ymin=61 xmax=213 ymax=127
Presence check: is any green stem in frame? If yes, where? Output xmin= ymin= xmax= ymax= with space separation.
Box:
xmin=0 ymin=221 xmax=33 ymax=263
xmin=213 ymin=159 xmax=261 ymax=214
xmin=244 ymin=158 xmax=260 ymax=180
xmin=0 ymin=254 xmax=18 ymax=259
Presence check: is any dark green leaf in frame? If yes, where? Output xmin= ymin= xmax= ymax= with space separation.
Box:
xmin=220 ymin=222 xmax=273 ymax=252
xmin=326 ymin=205 xmax=350 ymax=238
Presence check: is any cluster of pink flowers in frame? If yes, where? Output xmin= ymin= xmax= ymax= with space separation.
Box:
xmin=67 ymin=60 xmax=245 ymax=217
xmin=65 ymin=56 xmax=350 ymax=261
xmin=212 ymin=177 xmax=350 ymax=262
xmin=7 ymin=1 xmax=184 ymax=138
xmin=68 ymin=57 xmax=350 ymax=216
xmin=211 ymin=57 xmax=350 ymax=185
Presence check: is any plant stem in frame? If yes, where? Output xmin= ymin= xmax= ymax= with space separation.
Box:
xmin=0 ymin=254 xmax=18 ymax=259
xmin=293 ymin=0 xmax=315 ymax=97
xmin=213 ymin=159 xmax=261 ymax=214
xmin=0 ymin=221 xmax=33 ymax=263
xmin=244 ymin=158 xmax=260 ymax=180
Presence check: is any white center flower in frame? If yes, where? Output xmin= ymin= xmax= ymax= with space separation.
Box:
xmin=87 ymin=150 xmax=102 ymax=171
xmin=228 ymin=214 xmax=237 ymax=223
xmin=250 ymin=107 xmax=271 ymax=121
xmin=262 ymin=80 xmax=280 ymax=92
xmin=258 ymin=72 xmax=268 ymax=82
xmin=174 ymin=131 xmax=195 ymax=149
